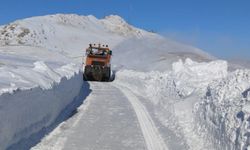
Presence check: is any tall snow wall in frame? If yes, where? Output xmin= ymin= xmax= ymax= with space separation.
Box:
xmin=0 ymin=66 xmax=88 ymax=150
xmin=196 ymin=69 xmax=250 ymax=150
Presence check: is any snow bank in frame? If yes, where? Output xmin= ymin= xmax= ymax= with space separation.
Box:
xmin=0 ymin=62 xmax=85 ymax=149
xmin=0 ymin=61 xmax=77 ymax=95
xmin=116 ymin=58 xmax=228 ymax=104
xmin=196 ymin=69 xmax=250 ymax=150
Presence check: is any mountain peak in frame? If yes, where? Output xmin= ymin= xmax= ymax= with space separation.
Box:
xmin=103 ymin=15 xmax=127 ymax=25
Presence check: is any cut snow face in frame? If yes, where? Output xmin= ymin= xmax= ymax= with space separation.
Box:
xmin=196 ymin=69 xmax=250 ymax=150
xmin=0 ymin=46 xmax=75 ymax=94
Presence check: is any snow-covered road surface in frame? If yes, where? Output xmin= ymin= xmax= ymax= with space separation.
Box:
xmin=114 ymin=83 xmax=168 ymax=150
xmin=33 ymin=81 xmax=169 ymax=150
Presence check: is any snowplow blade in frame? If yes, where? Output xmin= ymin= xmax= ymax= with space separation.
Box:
xmin=83 ymin=65 xmax=111 ymax=82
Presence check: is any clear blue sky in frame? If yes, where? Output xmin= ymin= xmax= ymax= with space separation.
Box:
xmin=0 ymin=0 xmax=249 ymax=59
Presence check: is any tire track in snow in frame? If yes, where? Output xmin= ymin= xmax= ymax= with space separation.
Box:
xmin=114 ymin=84 xmax=168 ymax=150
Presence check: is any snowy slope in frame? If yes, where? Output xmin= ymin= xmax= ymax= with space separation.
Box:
xmin=0 ymin=14 xmax=143 ymax=58
xmin=0 ymin=14 xmax=213 ymax=71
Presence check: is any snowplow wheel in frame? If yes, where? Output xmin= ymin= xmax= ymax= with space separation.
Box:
xmin=103 ymin=67 xmax=111 ymax=82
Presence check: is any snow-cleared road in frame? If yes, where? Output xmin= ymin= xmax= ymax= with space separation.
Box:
xmin=32 ymin=82 xmax=168 ymax=150
xmin=114 ymin=83 xmax=168 ymax=150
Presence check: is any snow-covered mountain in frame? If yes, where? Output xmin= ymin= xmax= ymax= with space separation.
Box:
xmin=0 ymin=14 xmax=249 ymax=150
xmin=0 ymin=14 xmax=213 ymax=70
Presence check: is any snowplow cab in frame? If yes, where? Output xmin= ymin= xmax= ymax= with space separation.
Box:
xmin=83 ymin=44 xmax=112 ymax=81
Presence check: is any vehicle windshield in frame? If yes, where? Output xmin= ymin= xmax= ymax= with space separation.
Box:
xmin=87 ymin=48 xmax=108 ymax=56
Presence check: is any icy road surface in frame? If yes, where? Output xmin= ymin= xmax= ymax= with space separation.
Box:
xmin=32 ymin=82 xmax=168 ymax=150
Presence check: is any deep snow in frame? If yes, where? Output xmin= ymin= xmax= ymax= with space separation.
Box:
xmin=0 ymin=14 xmax=250 ymax=150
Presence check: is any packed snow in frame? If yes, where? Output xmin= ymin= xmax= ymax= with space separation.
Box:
xmin=0 ymin=13 xmax=250 ymax=150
